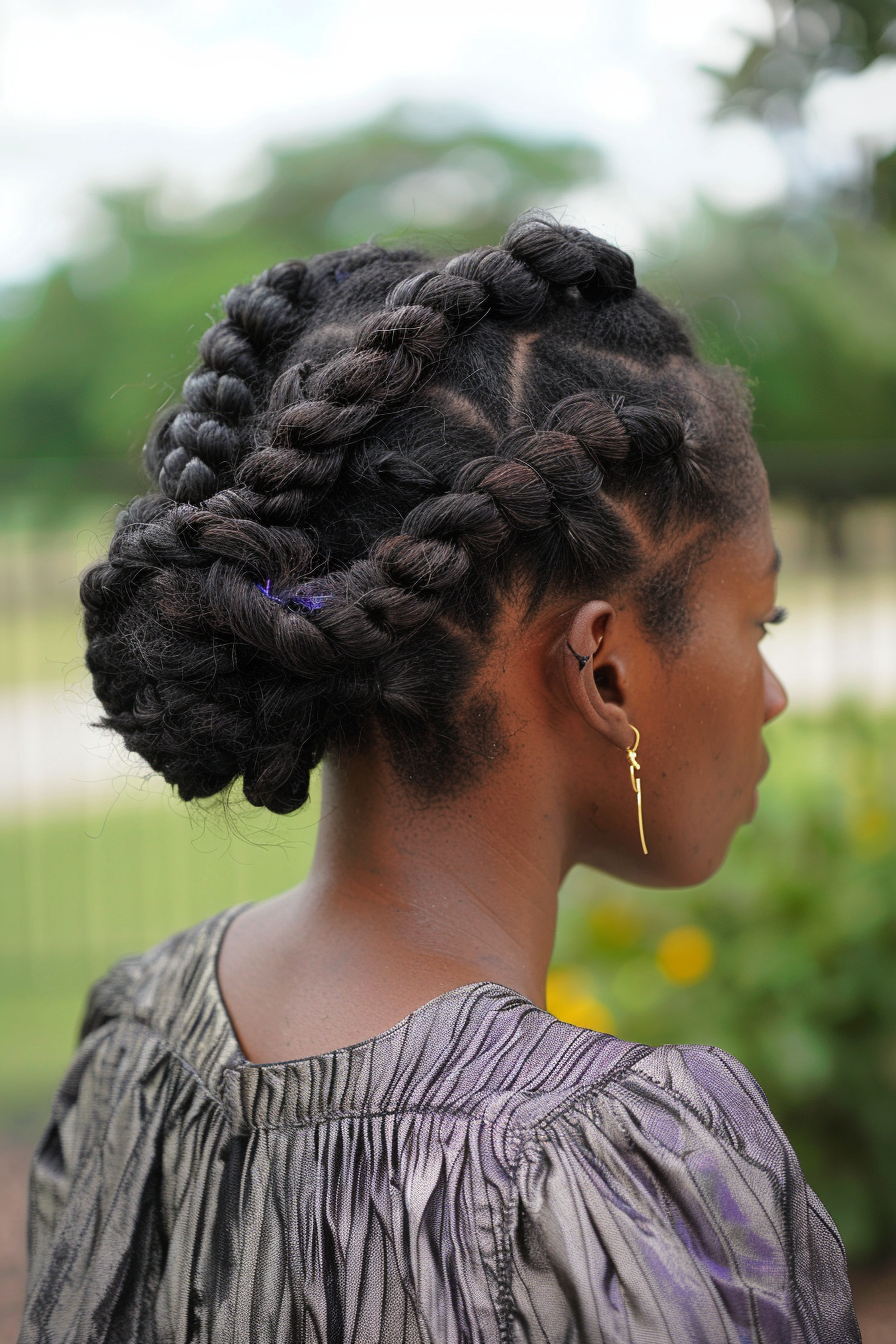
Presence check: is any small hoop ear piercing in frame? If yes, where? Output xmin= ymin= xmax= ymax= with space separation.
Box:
xmin=566 ymin=641 xmax=592 ymax=673
xmin=566 ymin=637 xmax=603 ymax=674
xmin=626 ymin=726 xmax=648 ymax=856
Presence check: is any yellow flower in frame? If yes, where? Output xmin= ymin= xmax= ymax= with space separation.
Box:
xmin=546 ymin=967 xmax=616 ymax=1034
xmin=656 ymin=925 xmax=714 ymax=985
xmin=852 ymin=807 xmax=893 ymax=855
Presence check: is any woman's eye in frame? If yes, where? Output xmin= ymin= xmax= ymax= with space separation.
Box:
xmin=760 ymin=605 xmax=788 ymax=637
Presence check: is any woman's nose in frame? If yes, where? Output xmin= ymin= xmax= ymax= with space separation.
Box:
xmin=762 ymin=657 xmax=788 ymax=724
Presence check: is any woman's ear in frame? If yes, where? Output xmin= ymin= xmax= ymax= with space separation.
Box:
xmin=562 ymin=601 xmax=635 ymax=752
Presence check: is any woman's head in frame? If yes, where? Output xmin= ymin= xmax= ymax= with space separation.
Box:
xmin=81 ymin=213 xmax=784 ymax=884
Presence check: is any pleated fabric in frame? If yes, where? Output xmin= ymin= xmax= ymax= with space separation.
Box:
xmin=20 ymin=905 xmax=858 ymax=1343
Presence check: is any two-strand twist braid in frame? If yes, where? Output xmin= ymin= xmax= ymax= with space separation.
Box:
xmin=219 ymin=391 xmax=691 ymax=688
xmin=146 ymin=217 xmax=637 ymax=521
xmin=229 ymin=217 xmax=634 ymax=529
xmin=144 ymin=260 xmax=308 ymax=503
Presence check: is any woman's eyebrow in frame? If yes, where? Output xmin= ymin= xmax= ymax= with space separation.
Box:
xmin=769 ymin=545 xmax=782 ymax=576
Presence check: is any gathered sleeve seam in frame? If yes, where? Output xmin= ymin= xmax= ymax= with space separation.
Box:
xmin=511 ymin=1043 xmax=795 ymax=1264
xmin=67 ymin=1014 xmax=233 ymax=1114
xmin=503 ymin=1042 xmax=819 ymax=1340
xmin=515 ymin=1044 xmax=776 ymax=1168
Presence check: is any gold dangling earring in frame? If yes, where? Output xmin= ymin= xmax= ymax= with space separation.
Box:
xmin=625 ymin=726 xmax=648 ymax=855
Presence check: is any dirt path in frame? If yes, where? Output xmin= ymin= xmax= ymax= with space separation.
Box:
xmin=1 ymin=1138 xmax=893 ymax=1341
xmin=850 ymin=1264 xmax=896 ymax=1344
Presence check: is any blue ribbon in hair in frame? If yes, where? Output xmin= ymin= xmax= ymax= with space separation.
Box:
xmin=255 ymin=579 xmax=331 ymax=612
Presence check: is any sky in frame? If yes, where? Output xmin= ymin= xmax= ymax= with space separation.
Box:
xmin=1 ymin=0 xmax=895 ymax=288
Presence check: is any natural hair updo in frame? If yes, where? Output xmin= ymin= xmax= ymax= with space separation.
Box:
xmin=82 ymin=214 xmax=758 ymax=813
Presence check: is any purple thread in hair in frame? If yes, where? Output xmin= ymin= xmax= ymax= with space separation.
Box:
xmin=255 ymin=580 xmax=331 ymax=612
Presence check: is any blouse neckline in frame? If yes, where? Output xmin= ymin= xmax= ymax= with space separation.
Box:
xmin=208 ymin=903 xmax=544 ymax=1130
xmin=212 ymin=901 xmax=525 ymax=1072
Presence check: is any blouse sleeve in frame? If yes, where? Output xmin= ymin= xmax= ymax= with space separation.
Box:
xmin=23 ymin=958 xmax=160 ymax=1320
xmin=509 ymin=1044 xmax=859 ymax=1344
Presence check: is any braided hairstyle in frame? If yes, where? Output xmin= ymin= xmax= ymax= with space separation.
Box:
xmin=82 ymin=215 xmax=759 ymax=813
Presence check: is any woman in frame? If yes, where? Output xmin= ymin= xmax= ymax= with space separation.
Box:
xmin=21 ymin=216 xmax=857 ymax=1341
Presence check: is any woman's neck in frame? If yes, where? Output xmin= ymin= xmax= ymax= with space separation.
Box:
xmin=307 ymin=749 xmax=567 ymax=1004
xmin=217 ymin=742 xmax=571 ymax=1063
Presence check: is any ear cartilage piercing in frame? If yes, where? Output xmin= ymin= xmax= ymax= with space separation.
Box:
xmin=567 ymin=636 xmax=603 ymax=673
xmin=626 ymin=725 xmax=648 ymax=856
xmin=566 ymin=641 xmax=592 ymax=673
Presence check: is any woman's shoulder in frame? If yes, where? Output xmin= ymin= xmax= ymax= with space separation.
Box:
xmin=508 ymin=1029 xmax=857 ymax=1341
xmin=455 ymin=992 xmax=774 ymax=1152
xmin=525 ymin=1032 xmax=780 ymax=1150
xmin=80 ymin=903 xmax=246 ymax=1059
xmin=512 ymin=1027 xmax=830 ymax=1245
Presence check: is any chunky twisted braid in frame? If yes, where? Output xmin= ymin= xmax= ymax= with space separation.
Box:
xmin=144 ymin=260 xmax=309 ymax=504
xmin=83 ymin=214 xmax=758 ymax=813
xmin=229 ymin=222 xmax=631 ymax=530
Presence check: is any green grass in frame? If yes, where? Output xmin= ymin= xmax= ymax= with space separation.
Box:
xmin=0 ymin=513 xmax=112 ymax=686
xmin=0 ymin=609 xmax=83 ymax=686
xmin=0 ymin=787 xmax=320 ymax=1129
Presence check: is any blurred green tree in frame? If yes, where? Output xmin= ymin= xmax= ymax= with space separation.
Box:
xmin=0 ymin=108 xmax=602 ymax=506
xmin=646 ymin=208 xmax=896 ymax=509
xmin=716 ymin=0 xmax=896 ymax=167
xmin=656 ymin=0 xmax=896 ymax=511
